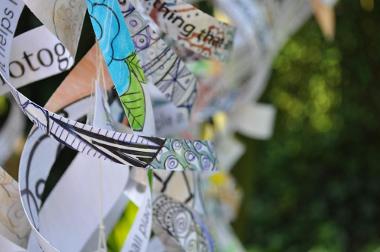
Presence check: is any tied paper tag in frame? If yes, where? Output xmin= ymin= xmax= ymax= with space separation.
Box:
xmin=38 ymin=82 xmax=126 ymax=252
xmin=231 ymin=103 xmax=276 ymax=140
xmin=25 ymin=83 xmax=129 ymax=251
xmin=20 ymin=98 xmax=90 ymax=252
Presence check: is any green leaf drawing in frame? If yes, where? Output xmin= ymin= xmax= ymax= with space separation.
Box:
xmin=120 ymin=52 xmax=146 ymax=131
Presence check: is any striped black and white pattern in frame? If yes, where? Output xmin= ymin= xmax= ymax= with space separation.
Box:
xmin=48 ymin=113 xmax=164 ymax=167
xmin=6 ymin=81 xmax=215 ymax=171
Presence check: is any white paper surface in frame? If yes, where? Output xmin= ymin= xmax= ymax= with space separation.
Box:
xmin=0 ymin=26 xmax=74 ymax=94
xmin=231 ymin=103 xmax=276 ymax=140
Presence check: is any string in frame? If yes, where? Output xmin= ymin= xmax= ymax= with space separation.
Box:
xmin=95 ymin=42 xmax=108 ymax=252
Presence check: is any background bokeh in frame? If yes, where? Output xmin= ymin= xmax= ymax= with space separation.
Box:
xmin=1 ymin=1 xmax=380 ymax=251
xmin=233 ymin=1 xmax=380 ymax=251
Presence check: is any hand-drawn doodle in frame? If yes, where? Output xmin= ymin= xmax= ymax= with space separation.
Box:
xmin=0 ymin=167 xmax=31 ymax=248
xmin=152 ymin=194 xmax=214 ymax=252
xmin=149 ymin=139 xmax=217 ymax=171
xmin=86 ymin=0 xmax=148 ymax=132
xmin=120 ymin=52 xmax=147 ymax=131
xmin=1 ymin=76 xmax=215 ymax=171
xmin=119 ymin=1 xmax=198 ymax=114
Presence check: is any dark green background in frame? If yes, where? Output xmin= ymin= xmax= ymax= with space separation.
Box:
xmin=233 ymin=1 xmax=380 ymax=251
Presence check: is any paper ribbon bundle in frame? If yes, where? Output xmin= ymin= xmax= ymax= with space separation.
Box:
xmin=0 ymin=0 xmax=336 ymax=251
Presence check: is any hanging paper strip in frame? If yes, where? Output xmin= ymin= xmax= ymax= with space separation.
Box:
xmin=0 ymin=0 xmax=217 ymax=172
xmin=19 ymin=93 xmax=129 ymax=251
xmin=152 ymin=194 xmax=214 ymax=251
xmin=142 ymin=0 xmax=236 ymax=61
xmin=6 ymin=79 xmax=216 ymax=171
xmin=119 ymin=1 xmax=198 ymax=115
xmin=0 ymin=26 xmax=74 ymax=94
xmin=86 ymin=0 xmax=148 ymax=132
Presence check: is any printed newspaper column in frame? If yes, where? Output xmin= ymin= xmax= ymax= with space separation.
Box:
xmin=142 ymin=0 xmax=236 ymax=61
xmin=0 ymin=26 xmax=74 ymax=95
xmin=0 ymin=0 xmax=24 ymax=78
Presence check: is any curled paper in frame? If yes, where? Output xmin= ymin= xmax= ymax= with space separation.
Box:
xmin=20 ymin=83 xmax=147 ymax=251
xmin=20 ymin=117 xmax=130 ymax=251
xmin=152 ymin=194 xmax=214 ymax=252
xmin=6 ymin=80 xmax=216 ymax=171
xmin=142 ymin=0 xmax=236 ymax=61
xmin=86 ymin=0 xmax=198 ymax=134
xmin=0 ymin=0 xmax=321 ymax=251
xmin=119 ymin=1 xmax=198 ymax=116
xmin=23 ymin=0 xmax=87 ymax=56
xmin=0 ymin=26 xmax=74 ymax=95
xmin=0 ymin=167 xmax=31 ymax=249
xmin=0 ymin=0 xmax=217 ymax=172
xmin=86 ymin=0 xmax=149 ymax=132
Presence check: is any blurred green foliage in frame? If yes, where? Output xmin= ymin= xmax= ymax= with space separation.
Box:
xmin=233 ymin=1 xmax=380 ymax=251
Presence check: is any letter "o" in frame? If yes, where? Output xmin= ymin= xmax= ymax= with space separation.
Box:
xmin=9 ymin=61 xmax=25 ymax=78
xmin=37 ymin=48 xmax=53 ymax=67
